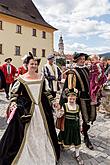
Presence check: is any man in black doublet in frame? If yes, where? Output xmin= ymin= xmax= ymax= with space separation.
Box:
xmin=60 ymin=53 xmax=96 ymax=150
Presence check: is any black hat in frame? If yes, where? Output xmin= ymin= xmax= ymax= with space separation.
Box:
xmin=34 ymin=57 xmax=41 ymax=66
xmin=5 ymin=58 xmax=12 ymax=62
xmin=65 ymin=88 xmax=78 ymax=96
xmin=22 ymin=52 xmax=41 ymax=65
xmin=29 ymin=52 xmax=41 ymax=65
xmin=74 ymin=52 xmax=89 ymax=61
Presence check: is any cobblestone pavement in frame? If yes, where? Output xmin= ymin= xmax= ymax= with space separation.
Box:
xmin=0 ymin=92 xmax=110 ymax=165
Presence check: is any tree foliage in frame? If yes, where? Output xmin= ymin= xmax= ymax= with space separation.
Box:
xmin=56 ymin=58 xmax=66 ymax=68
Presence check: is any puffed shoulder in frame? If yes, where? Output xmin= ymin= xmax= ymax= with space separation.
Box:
xmin=11 ymin=80 xmax=21 ymax=94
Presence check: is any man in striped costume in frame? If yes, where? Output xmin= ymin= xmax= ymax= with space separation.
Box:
xmin=42 ymin=54 xmax=62 ymax=98
xmin=60 ymin=53 xmax=96 ymax=150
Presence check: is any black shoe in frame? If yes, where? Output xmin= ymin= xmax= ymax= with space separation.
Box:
xmin=84 ymin=137 xmax=94 ymax=150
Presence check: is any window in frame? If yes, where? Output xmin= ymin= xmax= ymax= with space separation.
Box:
xmin=32 ymin=29 xmax=37 ymax=36
xmin=0 ymin=4 xmax=8 ymax=10
xmin=0 ymin=21 xmax=2 ymax=30
xmin=30 ymin=15 xmax=36 ymax=19
xmin=32 ymin=48 xmax=36 ymax=56
xmin=16 ymin=25 xmax=22 ymax=34
xmin=42 ymin=31 xmax=46 ymax=39
xmin=42 ymin=49 xmax=45 ymax=57
xmin=0 ymin=44 xmax=2 ymax=54
xmin=15 ymin=46 xmax=20 ymax=55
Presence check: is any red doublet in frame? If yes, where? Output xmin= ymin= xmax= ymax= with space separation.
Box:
xmin=2 ymin=63 xmax=17 ymax=84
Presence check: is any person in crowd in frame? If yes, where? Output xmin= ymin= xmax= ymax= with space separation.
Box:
xmin=85 ymin=57 xmax=91 ymax=69
xmin=89 ymin=54 xmax=107 ymax=105
xmin=0 ymin=66 xmax=6 ymax=91
xmin=42 ymin=54 xmax=62 ymax=98
xmin=98 ymin=56 xmax=110 ymax=116
xmin=17 ymin=55 xmax=28 ymax=76
xmin=101 ymin=73 xmax=110 ymax=117
xmin=2 ymin=58 xmax=17 ymax=99
xmin=59 ymin=52 xmax=96 ymax=150
xmin=17 ymin=52 xmax=41 ymax=76
xmin=100 ymin=56 xmax=110 ymax=76
xmin=0 ymin=53 xmax=60 ymax=165
xmin=61 ymin=65 xmax=67 ymax=82
xmin=58 ymin=88 xmax=84 ymax=165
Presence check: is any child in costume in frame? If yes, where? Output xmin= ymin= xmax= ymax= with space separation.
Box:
xmin=58 ymin=88 xmax=84 ymax=165
xmin=89 ymin=54 xmax=107 ymax=105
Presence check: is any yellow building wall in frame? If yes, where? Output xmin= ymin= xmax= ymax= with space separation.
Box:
xmin=0 ymin=13 xmax=55 ymax=70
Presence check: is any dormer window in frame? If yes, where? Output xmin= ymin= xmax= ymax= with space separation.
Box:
xmin=30 ymin=15 xmax=36 ymax=19
xmin=0 ymin=3 xmax=8 ymax=10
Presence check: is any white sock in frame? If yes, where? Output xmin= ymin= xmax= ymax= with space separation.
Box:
xmin=75 ymin=148 xmax=80 ymax=157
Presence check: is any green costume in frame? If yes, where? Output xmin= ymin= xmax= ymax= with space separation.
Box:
xmin=58 ymin=103 xmax=81 ymax=148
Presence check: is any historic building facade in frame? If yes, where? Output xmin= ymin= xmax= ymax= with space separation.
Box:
xmin=0 ymin=0 xmax=56 ymax=69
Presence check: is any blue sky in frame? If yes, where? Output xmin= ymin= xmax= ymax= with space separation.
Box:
xmin=33 ymin=0 xmax=110 ymax=54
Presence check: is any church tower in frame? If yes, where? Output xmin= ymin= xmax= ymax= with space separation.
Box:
xmin=58 ymin=35 xmax=64 ymax=55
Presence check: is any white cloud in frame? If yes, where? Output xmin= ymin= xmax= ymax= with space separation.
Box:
xmin=65 ymin=42 xmax=87 ymax=53
xmin=73 ymin=0 xmax=110 ymax=19
xmin=99 ymin=32 xmax=110 ymax=39
xmin=65 ymin=42 xmax=110 ymax=54
xmin=32 ymin=0 xmax=110 ymax=54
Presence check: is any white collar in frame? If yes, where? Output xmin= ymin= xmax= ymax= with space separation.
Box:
xmin=75 ymin=64 xmax=86 ymax=68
